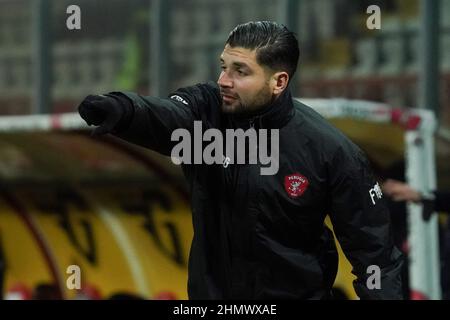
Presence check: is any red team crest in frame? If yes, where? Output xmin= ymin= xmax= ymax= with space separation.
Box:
xmin=284 ymin=173 xmax=309 ymax=198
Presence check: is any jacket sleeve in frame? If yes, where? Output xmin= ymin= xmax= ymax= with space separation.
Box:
xmin=108 ymin=81 xmax=221 ymax=156
xmin=328 ymin=144 xmax=404 ymax=300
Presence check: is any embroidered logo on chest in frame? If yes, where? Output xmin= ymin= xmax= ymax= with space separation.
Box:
xmin=284 ymin=173 xmax=309 ymax=198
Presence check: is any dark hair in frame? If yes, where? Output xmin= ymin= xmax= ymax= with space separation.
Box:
xmin=226 ymin=21 xmax=299 ymax=79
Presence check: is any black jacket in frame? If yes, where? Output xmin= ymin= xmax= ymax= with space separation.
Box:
xmin=109 ymin=81 xmax=404 ymax=299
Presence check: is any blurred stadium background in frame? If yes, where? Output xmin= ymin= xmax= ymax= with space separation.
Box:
xmin=0 ymin=0 xmax=450 ymax=300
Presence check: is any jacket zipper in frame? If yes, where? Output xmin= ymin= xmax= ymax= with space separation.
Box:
xmin=249 ymin=118 xmax=255 ymax=129
xmin=249 ymin=116 xmax=263 ymax=129
xmin=249 ymin=117 xmax=259 ymax=161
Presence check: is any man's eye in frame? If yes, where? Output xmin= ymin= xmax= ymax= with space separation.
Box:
xmin=220 ymin=66 xmax=226 ymax=70
xmin=237 ymin=70 xmax=246 ymax=75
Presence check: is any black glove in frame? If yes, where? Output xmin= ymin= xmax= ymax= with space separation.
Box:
xmin=78 ymin=94 xmax=127 ymax=136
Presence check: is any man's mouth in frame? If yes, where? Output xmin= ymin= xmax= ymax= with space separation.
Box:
xmin=221 ymin=93 xmax=238 ymax=103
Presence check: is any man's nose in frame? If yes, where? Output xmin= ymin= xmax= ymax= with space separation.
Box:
xmin=217 ymin=71 xmax=232 ymax=88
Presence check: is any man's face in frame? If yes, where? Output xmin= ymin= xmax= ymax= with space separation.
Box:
xmin=218 ymin=45 xmax=276 ymax=114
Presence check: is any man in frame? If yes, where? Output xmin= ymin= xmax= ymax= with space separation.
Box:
xmin=78 ymin=21 xmax=403 ymax=299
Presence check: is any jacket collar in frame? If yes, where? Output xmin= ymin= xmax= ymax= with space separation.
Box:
xmin=227 ymin=88 xmax=295 ymax=130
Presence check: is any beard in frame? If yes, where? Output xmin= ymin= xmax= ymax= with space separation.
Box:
xmin=221 ymin=85 xmax=274 ymax=115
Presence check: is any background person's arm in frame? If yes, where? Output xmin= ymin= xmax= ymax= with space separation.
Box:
xmin=383 ymin=179 xmax=450 ymax=213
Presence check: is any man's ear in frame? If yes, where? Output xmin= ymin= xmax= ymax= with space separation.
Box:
xmin=271 ymin=72 xmax=289 ymax=95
